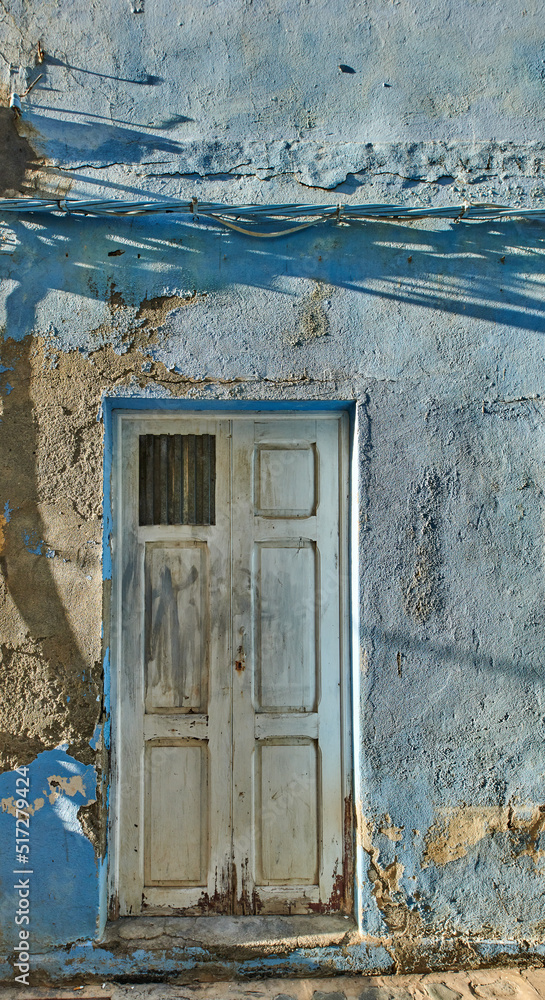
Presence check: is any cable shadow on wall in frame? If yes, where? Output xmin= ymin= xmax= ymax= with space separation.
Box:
xmin=1 ymin=212 xmax=545 ymax=333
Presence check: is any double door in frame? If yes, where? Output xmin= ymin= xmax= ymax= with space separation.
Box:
xmin=113 ymin=412 xmax=350 ymax=916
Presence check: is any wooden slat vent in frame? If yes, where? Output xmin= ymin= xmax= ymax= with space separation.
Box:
xmin=139 ymin=434 xmax=216 ymax=525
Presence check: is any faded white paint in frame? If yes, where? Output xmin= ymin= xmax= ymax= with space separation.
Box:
xmin=112 ymin=412 xmax=350 ymax=917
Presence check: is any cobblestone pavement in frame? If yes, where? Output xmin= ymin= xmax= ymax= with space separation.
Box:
xmin=1 ymin=969 xmax=545 ymax=1000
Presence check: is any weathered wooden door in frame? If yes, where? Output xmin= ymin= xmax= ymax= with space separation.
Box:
xmin=113 ymin=412 xmax=350 ymax=917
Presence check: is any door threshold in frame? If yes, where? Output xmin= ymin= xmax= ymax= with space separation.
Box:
xmin=100 ymin=915 xmax=359 ymax=952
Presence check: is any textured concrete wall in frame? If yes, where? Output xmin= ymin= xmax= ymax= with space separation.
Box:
xmin=1 ymin=0 xmax=545 ymax=983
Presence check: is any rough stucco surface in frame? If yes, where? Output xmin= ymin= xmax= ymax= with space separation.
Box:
xmin=0 ymin=0 xmax=545 ymax=985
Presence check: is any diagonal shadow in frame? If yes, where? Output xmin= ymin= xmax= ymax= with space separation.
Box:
xmin=26 ymin=111 xmax=186 ymax=166
xmin=1 ymin=210 xmax=545 ymax=333
xmin=42 ymin=53 xmax=164 ymax=86
xmin=0 ymin=335 xmax=92 ymax=766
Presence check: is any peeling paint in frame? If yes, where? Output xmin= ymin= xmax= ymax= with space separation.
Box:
xmin=46 ymin=773 xmax=89 ymax=800
xmin=358 ymin=811 xmax=422 ymax=958
xmin=135 ymin=289 xmax=206 ymax=329
xmin=1 ymin=772 xmax=91 ymax=815
xmin=380 ymin=819 xmax=404 ymax=843
xmin=423 ymin=805 xmax=545 ymax=867
xmin=1 ymin=793 xmax=44 ymax=816
xmin=285 ymin=283 xmax=332 ymax=347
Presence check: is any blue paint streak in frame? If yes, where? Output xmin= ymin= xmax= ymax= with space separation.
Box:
xmin=4 ymin=382 xmax=13 ymax=394
xmin=88 ymin=724 xmax=102 ymax=750
xmin=21 ymin=939 xmax=394 ymax=980
xmin=3 ymin=501 xmax=12 ymax=521
xmin=0 ymin=364 xmax=13 ymax=373
xmin=3 ymin=919 xmax=545 ymax=981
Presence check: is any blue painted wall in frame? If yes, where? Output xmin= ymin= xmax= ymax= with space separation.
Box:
xmin=1 ymin=0 xmax=545 ymax=982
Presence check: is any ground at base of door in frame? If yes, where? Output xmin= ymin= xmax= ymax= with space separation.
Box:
xmin=2 ymin=968 xmax=545 ymax=1000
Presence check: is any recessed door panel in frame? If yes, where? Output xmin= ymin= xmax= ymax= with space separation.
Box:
xmin=255 ymin=541 xmax=317 ymax=712
xmin=145 ymin=542 xmax=209 ymax=712
xmin=145 ymin=743 xmax=208 ymax=885
xmin=255 ymin=445 xmax=316 ymax=517
xmin=256 ymin=740 xmax=318 ymax=885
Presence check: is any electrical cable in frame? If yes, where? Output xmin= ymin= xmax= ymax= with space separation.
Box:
xmin=0 ymin=197 xmax=544 ymax=238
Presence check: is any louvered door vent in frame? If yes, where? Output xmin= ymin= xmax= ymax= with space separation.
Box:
xmin=139 ymin=434 xmax=216 ymax=525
